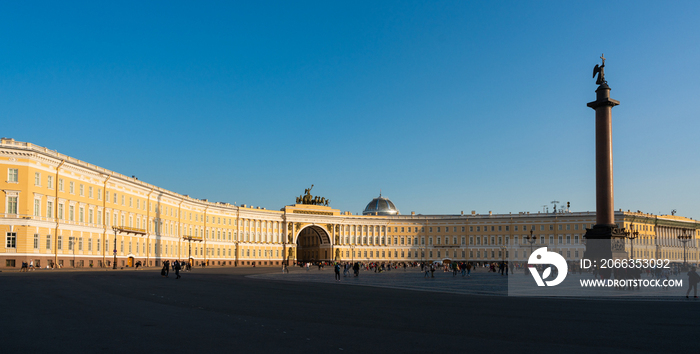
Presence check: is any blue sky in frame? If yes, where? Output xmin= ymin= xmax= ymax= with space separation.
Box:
xmin=2 ymin=1 xmax=699 ymax=218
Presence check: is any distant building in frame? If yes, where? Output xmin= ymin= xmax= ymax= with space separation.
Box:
xmin=1 ymin=138 xmax=698 ymax=269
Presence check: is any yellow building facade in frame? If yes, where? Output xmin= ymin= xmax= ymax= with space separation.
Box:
xmin=1 ymin=138 xmax=699 ymax=269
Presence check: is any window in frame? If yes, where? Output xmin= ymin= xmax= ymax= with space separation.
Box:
xmin=7 ymin=196 xmax=18 ymax=214
xmin=79 ymin=207 xmax=84 ymax=222
xmin=35 ymin=172 xmax=41 ymax=186
xmin=574 ymin=235 xmax=579 ymax=244
xmin=429 ymin=227 xmax=433 ymax=232
xmin=34 ymin=199 xmax=41 ymax=216
xmin=57 ymin=236 xmax=62 ymax=250
xmin=46 ymin=235 xmax=51 ymax=249
xmin=69 ymin=181 xmax=74 ymax=194
xmin=69 ymin=205 xmax=74 ymax=221
xmin=68 ymin=237 xmax=74 ymax=251
xmin=461 ymin=226 xmax=465 ymax=232
xmin=79 ymin=184 xmax=84 ymax=196
xmin=437 ymin=227 xmax=441 ymax=232
xmin=89 ymin=209 xmax=93 ymax=224
xmin=48 ymin=175 xmax=54 ymax=189
xmin=515 ymin=225 xmax=518 ymax=231
xmin=47 ymin=201 xmax=53 ymax=218
xmin=129 ymin=197 xmax=133 ymax=207
xmin=8 ymin=168 xmax=18 ymax=183
xmin=558 ymin=235 xmax=563 ymax=244
xmin=58 ymin=178 xmax=64 ymax=191
xmin=470 ymin=226 xmax=473 ymax=232
xmin=558 ymin=225 xmax=562 ymax=231
xmin=6 ymin=232 xmax=17 ymax=248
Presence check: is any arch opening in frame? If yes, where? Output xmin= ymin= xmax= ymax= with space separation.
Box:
xmin=295 ymin=225 xmax=331 ymax=264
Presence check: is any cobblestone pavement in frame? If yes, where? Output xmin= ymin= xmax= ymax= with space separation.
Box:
xmin=250 ymin=266 xmax=509 ymax=296
xmin=1 ymin=266 xmax=697 ymax=353
xmin=251 ymin=266 xmax=696 ymax=301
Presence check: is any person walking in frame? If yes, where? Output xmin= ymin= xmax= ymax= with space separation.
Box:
xmin=174 ymin=260 xmax=181 ymax=279
xmin=686 ymin=266 xmax=700 ymax=299
xmin=466 ymin=262 xmax=472 ymax=277
xmin=430 ymin=263 xmax=435 ymax=278
xmin=334 ymin=263 xmax=341 ymax=281
xmin=353 ymin=262 xmax=360 ymax=277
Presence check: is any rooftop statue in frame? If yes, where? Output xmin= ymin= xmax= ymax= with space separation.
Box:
xmin=592 ymin=53 xmax=606 ymax=85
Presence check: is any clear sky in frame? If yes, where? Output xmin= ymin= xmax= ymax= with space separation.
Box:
xmin=2 ymin=1 xmax=699 ymax=219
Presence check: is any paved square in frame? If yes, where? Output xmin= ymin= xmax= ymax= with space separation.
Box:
xmin=1 ymin=267 xmax=697 ymax=353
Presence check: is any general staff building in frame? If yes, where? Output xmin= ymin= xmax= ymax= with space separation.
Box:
xmin=1 ymin=138 xmax=698 ymax=269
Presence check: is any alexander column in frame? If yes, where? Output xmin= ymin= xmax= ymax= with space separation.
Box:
xmin=583 ymin=54 xmax=627 ymax=267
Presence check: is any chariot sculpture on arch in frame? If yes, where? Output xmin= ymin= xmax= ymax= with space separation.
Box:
xmin=295 ymin=184 xmax=330 ymax=206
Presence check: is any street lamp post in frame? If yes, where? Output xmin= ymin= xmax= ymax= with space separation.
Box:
xmin=183 ymin=235 xmax=202 ymax=268
xmin=678 ymin=229 xmax=691 ymax=266
xmin=188 ymin=238 xmax=192 ymax=263
xmin=235 ymin=240 xmax=239 ymax=267
xmin=112 ymin=227 xmax=119 ymax=269
xmin=525 ymin=230 xmax=537 ymax=256
xmin=626 ymin=224 xmax=639 ymax=260
xmin=70 ymin=237 xmax=76 ymax=267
